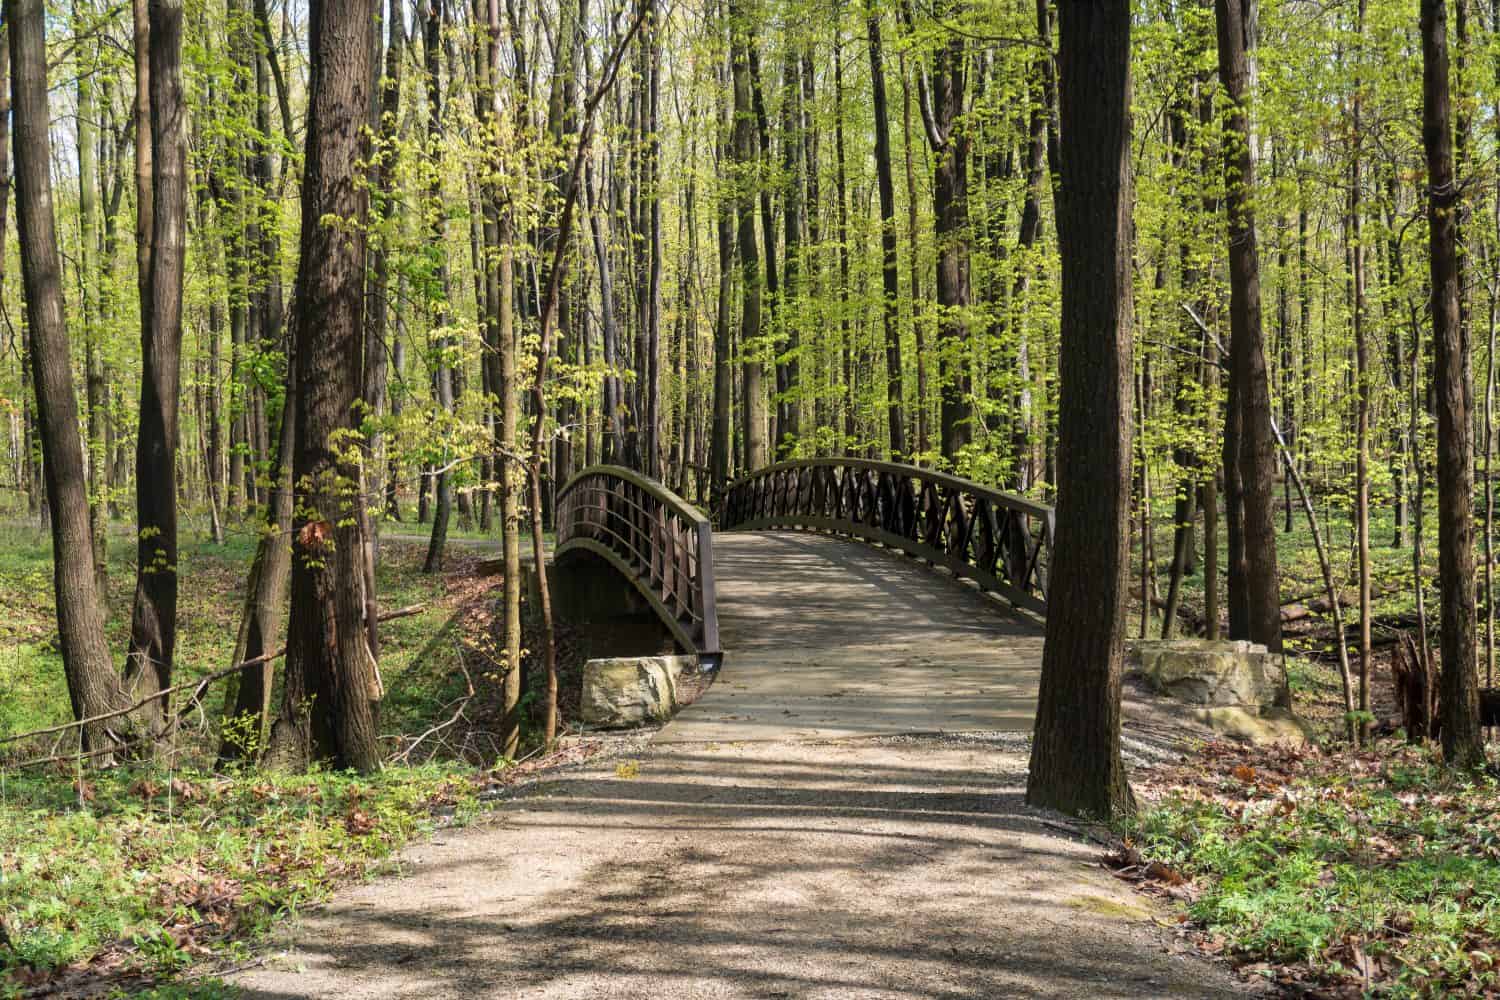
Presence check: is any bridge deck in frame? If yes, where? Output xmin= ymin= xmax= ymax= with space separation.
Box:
xmin=658 ymin=531 xmax=1045 ymax=743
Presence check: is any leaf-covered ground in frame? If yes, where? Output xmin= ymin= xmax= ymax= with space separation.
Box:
xmin=1119 ymin=739 xmax=1500 ymax=998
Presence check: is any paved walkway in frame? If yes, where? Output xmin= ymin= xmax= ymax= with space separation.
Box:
xmin=232 ymin=532 xmax=1253 ymax=999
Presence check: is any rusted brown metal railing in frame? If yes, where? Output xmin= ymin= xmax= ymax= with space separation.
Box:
xmin=722 ymin=458 xmax=1055 ymax=616
xmin=555 ymin=465 xmax=721 ymax=660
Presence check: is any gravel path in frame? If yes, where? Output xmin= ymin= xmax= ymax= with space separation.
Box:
xmin=233 ymin=734 xmax=1255 ymax=999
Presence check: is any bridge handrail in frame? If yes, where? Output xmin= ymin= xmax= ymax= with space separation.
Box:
xmin=721 ymin=458 xmax=1054 ymax=615
xmin=555 ymin=465 xmax=721 ymax=658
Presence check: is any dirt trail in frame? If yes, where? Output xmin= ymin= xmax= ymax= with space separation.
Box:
xmin=233 ymin=734 xmax=1254 ymax=999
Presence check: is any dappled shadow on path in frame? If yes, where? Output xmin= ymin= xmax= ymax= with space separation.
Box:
xmin=233 ymin=738 xmax=1249 ymax=1000
xmin=661 ymin=532 xmax=1046 ymax=742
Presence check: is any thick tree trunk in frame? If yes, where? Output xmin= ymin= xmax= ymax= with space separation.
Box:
xmin=266 ymin=0 xmax=381 ymax=773
xmin=1214 ymin=0 xmax=1282 ymax=652
xmin=1421 ymin=0 xmax=1483 ymax=767
xmin=7 ymin=0 xmax=130 ymax=754
xmin=125 ymin=0 xmax=188 ymax=730
xmin=1027 ymin=0 xmax=1134 ymax=821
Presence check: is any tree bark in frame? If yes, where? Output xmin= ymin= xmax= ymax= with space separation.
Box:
xmin=422 ymin=0 xmax=456 ymax=574
xmin=75 ymin=13 xmax=108 ymax=588
xmin=125 ymin=0 xmax=188 ymax=730
xmin=365 ymin=0 xmax=405 ymax=530
xmin=776 ymin=50 xmax=802 ymax=458
xmin=709 ymin=52 xmax=735 ymax=502
xmin=218 ymin=385 xmax=294 ymax=761
xmin=266 ymin=0 xmax=382 ymax=773
xmin=900 ymin=58 xmax=929 ymax=460
xmin=1026 ymin=0 xmax=1134 ymax=821
xmin=7 ymin=0 xmax=130 ymax=755
xmin=867 ymin=9 xmax=906 ymax=460
xmin=1214 ymin=0 xmax=1282 ymax=652
xmin=1350 ymin=0 xmax=1371 ymax=740
xmin=730 ymin=0 xmax=766 ymax=471
xmin=1421 ymin=0 xmax=1483 ymax=766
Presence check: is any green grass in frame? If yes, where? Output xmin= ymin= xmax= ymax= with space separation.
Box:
xmin=1125 ymin=742 xmax=1500 ymax=996
xmin=0 ymin=518 xmax=472 ymax=742
xmin=0 ymin=762 xmax=477 ymax=991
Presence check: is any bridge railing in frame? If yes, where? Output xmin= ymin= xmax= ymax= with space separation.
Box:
xmin=722 ymin=458 xmax=1054 ymax=616
xmin=555 ymin=465 xmax=721 ymax=658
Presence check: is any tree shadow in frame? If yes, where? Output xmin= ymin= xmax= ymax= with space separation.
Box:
xmin=232 ymin=740 xmax=1246 ymax=999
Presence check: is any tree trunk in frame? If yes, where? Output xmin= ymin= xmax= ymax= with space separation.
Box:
xmin=867 ymin=9 xmax=906 ymax=460
xmin=730 ymin=0 xmax=766 ymax=471
xmin=7 ymin=0 xmax=130 ymax=754
xmin=776 ymin=50 xmax=802 ymax=459
xmin=1214 ymin=0 xmax=1282 ymax=652
xmin=422 ymin=0 xmax=455 ymax=574
xmin=218 ymin=385 xmax=294 ymax=761
xmin=1350 ymin=0 xmax=1371 ymax=740
xmin=75 ymin=15 xmax=108 ymax=588
xmin=497 ymin=211 xmax=522 ymax=757
xmin=1421 ymin=0 xmax=1483 ymax=767
xmin=910 ymin=0 xmax=972 ymax=464
xmin=483 ymin=0 xmax=521 ymax=759
xmin=900 ymin=58 xmax=929 ymax=460
xmin=1027 ymin=0 xmax=1134 ymax=822
xmin=709 ymin=56 xmax=735 ymax=501
xmin=834 ymin=34 xmax=856 ymax=452
xmin=250 ymin=0 xmax=287 ymax=510
xmin=125 ymin=0 xmax=188 ymax=731
xmin=266 ymin=0 xmax=381 ymax=773
xmin=366 ymin=0 xmax=405 ymax=532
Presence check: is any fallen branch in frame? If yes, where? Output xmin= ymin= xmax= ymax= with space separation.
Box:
xmin=388 ymin=654 xmax=476 ymax=765
xmin=0 ymin=603 xmax=428 ymax=750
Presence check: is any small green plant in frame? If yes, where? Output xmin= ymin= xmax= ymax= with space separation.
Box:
xmin=1123 ymin=742 xmax=1500 ymax=996
xmin=0 ymin=762 xmax=478 ymax=991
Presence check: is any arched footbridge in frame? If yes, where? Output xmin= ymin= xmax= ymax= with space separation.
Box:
xmin=553 ymin=459 xmax=1053 ymax=741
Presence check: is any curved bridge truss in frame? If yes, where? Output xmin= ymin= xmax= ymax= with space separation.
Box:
xmin=722 ymin=459 xmax=1054 ymax=616
xmin=555 ymin=465 xmax=721 ymax=659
